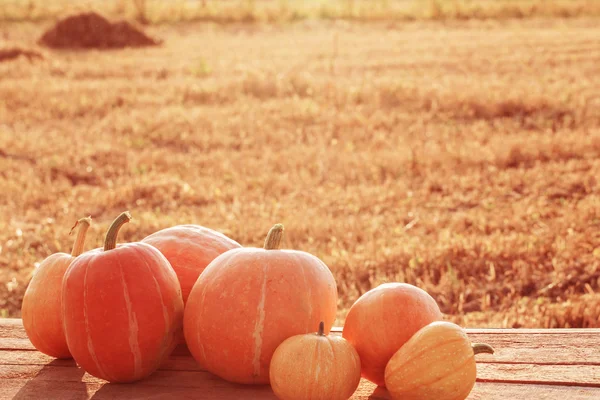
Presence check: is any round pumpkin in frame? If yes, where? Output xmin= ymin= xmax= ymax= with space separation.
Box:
xmin=141 ymin=224 xmax=241 ymax=305
xmin=62 ymin=211 xmax=184 ymax=383
xmin=270 ymin=321 xmax=361 ymax=400
xmin=384 ymin=321 xmax=494 ymax=400
xmin=22 ymin=216 xmax=92 ymax=359
xmin=342 ymin=283 xmax=442 ymax=386
xmin=184 ymin=224 xmax=338 ymax=385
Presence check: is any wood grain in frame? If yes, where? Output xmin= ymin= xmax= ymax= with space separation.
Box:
xmin=2 ymin=319 xmax=600 ymax=399
xmin=366 ymin=383 xmax=600 ymax=400
xmin=3 ymin=349 xmax=600 ymax=386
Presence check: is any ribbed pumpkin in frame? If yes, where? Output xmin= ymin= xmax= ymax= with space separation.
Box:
xmin=141 ymin=224 xmax=241 ymax=304
xmin=342 ymin=283 xmax=442 ymax=386
xmin=21 ymin=217 xmax=92 ymax=359
xmin=62 ymin=211 xmax=184 ymax=383
xmin=270 ymin=321 xmax=361 ymax=400
xmin=384 ymin=321 xmax=495 ymax=400
xmin=184 ymin=224 xmax=338 ymax=385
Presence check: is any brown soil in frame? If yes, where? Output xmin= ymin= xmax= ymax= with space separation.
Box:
xmin=37 ymin=12 xmax=160 ymax=49
xmin=0 ymin=47 xmax=43 ymax=62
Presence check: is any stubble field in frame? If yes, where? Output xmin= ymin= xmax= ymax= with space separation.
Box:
xmin=1 ymin=8 xmax=600 ymax=328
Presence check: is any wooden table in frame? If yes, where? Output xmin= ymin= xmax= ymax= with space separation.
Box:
xmin=1 ymin=318 xmax=599 ymax=399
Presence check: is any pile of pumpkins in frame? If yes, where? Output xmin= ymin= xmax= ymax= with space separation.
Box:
xmin=21 ymin=211 xmax=494 ymax=400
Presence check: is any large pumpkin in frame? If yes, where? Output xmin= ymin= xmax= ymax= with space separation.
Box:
xmin=270 ymin=321 xmax=361 ymax=400
xmin=184 ymin=224 xmax=338 ymax=385
xmin=342 ymin=283 xmax=442 ymax=386
xmin=141 ymin=224 xmax=241 ymax=304
xmin=384 ymin=321 xmax=494 ymax=400
xmin=22 ymin=217 xmax=92 ymax=359
xmin=62 ymin=211 xmax=184 ymax=383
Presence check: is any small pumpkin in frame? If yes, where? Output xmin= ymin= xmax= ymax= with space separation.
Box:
xmin=342 ymin=283 xmax=442 ymax=386
xmin=21 ymin=216 xmax=92 ymax=359
xmin=141 ymin=224 xmax=242 ymax=305
xmin=384 ymin=321 xmax=494 ymax=400
xmin=270 ymin=321 xmax=361 ymax=400
xmin=62 ymin=211 xmax=184 ymax=383
xmin=184 ymin=223 xmax=338 ymax=385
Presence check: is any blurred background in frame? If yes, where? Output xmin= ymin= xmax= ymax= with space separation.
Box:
xmin=1 ymin=0 xmax=599 ymax=327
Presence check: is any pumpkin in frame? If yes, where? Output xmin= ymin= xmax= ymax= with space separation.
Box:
xmin=62 ymin=211 xmax=184 ymax=383
xmin=270 ymin=321 xmax=361 ymax=400
xmin=183 ymin=223 xmax=338 ymax=385
xmin=384 ymin=321 xmax=494 ymax=400
xmin=342 ymin=283 xmax=442 ymax=386
xmin=21 ymin=216 xmax=92 ymax=359
xmin=141 ymin=224 xmax=241 ymax=305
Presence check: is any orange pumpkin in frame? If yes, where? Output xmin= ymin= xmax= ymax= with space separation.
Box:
xmin=62 ymin=211 xmax=184 ymax=383
xmin=21 ymin=216 xmax=92 ymax=359
xmin=270 ymin=321 xmax=361 ymax=400
xmin=342 ymin=283 xmax=442 ymax=386
xmin=184 ymin=224 xmax=338 ymax=385
xmin=141 ymin=224 xmax=241 ymax=305
xmin=384 ymin=321 xmax=494 ymax=400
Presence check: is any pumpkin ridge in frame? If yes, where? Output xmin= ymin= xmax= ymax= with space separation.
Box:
xmin=327 ymin=335 xmax=337 ymax=397
xmin=449 ymin=381 xmax=477 ymax=400
xmin=82 ymin=255 xmax=112 ymax=381
xmin=385 ymin=336 xmax=466 ymax=379
xmin=117 ymin=256 xmax=142 ymax=380
xmin=29 ymin=256 xmax=67 ymax=354
xmin=298 ymin=254 xmax=313 ymax=330
xmin=196 ymin=265 xmax=211 ymax=365
xmin=251 ymin=254 xmax=268 ymax=380
xmin=131 ymin=246 xmax=172 ymax=370
xmin=408 ymin=336 xmax=465 ymax=363
xmin=191 ymin=248 xmax=233 ymax=367
xmin=310 ymin=335 xmax=323 ymax=398
xmin=407 ymin=348 xmax=473 ymax=392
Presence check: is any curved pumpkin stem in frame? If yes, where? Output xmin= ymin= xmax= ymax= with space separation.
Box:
xmin=69 ymin=216 xmax=92 ymax=257
xmin=104 ymin=211 xmax=132 ymax=251
xmin=263 ymin=224 xmax=284 ymax=250
xmin=472 ymin=343 xmax=495 ymax=355
xmin=317 ymin=321 xmax=325 ymax=336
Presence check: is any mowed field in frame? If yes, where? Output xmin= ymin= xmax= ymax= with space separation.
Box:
xmin=1 ymin=12 xmax=600 ymax=328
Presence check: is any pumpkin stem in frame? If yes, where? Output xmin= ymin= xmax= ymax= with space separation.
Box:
xmin=263 ymin=224 xmax=284 ymax=250
xmin=69 ymin=216 xmax=92 ymax=257
xmin=104 ymin=211 xmax=132 ymax=251
xmin=317 ymin=321 xmax=325 ymax=336
xmin=472 ymin=343 xmax=495 ymax=355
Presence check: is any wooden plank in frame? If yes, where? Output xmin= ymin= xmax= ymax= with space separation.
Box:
xmin=464 ymin=331 xmax=600 ymax=365
xmin=0 ymin=338 xmax=34 ymax=351
xmin=7 ymin=325 xmax=598 ymax=367
xmin=0 ymin=377 xmax=277 ymax=400
xmin=3 ymin=319 xmax=600 ymax=399
xmin=0 ymin=364 xmax=277 ymax=393
xmin=0 ymin=319 xmax=27 ymax=338
xmin=3 ymin=349 xmax=600 ymax=386
xmin=477 ymin=364 xmax=600 ymax=387
xmin=367 ymin=383 xmax=600 ymax=400
xmin=0 ymin=350 xmax=203 ymax=372
xmin=2 ymin=377 xmax=600 ymax=400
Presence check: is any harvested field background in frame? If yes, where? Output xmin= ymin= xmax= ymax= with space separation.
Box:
xmin=1 ymin=1 xmax=600 ymax=328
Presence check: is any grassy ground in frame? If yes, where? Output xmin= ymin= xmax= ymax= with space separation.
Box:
xmin=1 ymin=7 xmax=599 ymax=327
xmin=1 ymin=0 xmax=600 ymax=24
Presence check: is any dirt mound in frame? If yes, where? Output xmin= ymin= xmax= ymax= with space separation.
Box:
xmin=0 ymin=47 xmax=44 ymax=62
xmin=38 ymin=12 xmax=160 ymax=49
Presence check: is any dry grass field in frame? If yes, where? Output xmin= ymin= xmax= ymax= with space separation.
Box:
xmin=1 ymin=0 xmax=600 ymax=328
